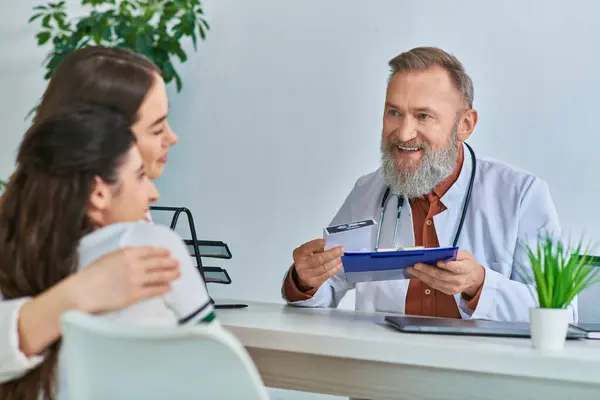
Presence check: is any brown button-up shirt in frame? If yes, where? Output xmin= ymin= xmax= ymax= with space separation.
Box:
xmin=283 ymin=144 xmax=482 ymax=315
xmin=405 ymin=145 xmax=464 ymax=318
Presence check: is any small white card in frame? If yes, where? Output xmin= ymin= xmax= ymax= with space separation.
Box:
xmin=323 ymin=219 xmax=377 ymax=252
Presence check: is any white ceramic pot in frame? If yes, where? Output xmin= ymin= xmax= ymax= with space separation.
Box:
xmin=529 ymin=307 xmax=570 ymax=350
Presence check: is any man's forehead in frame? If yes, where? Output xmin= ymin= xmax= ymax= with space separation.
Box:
xmin=386 ymin=66 xmax=463 ymax=108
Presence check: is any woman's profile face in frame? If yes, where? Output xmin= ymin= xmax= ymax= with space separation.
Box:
xmin=130 ymin=73 xmax=178 ymax=180
xmin=89 ymin=146 xmax=159 ymax=227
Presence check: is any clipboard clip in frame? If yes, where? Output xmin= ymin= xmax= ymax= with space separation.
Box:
xmin=372 ymin=250 xmax=426 ymax=258
xmin=375 ymin=246 xmax=425 ymax=252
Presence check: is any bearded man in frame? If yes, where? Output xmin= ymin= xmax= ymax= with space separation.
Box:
xmin=281 ymin=46 xmax=574 ymax=323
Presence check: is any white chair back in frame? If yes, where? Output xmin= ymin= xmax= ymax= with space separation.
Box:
xmin=59 ymin=311 xmax=269 ymax=400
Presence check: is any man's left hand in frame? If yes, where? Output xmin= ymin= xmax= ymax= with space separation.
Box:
xmin=405 ymin=250 xmax=485 ymax=297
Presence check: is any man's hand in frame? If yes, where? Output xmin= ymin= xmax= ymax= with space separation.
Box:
xmin=293 ymin=239 xmax=344 ymax=290
xmin=405 ymin=250 xmax=485 ymax=297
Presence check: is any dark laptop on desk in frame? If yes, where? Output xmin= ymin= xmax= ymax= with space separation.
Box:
xmin=385 ymin=315 xmax=586 ymax=339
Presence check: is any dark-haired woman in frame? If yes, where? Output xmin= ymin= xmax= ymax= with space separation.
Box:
xmin=0 ymin=104 xmax=215 ymax=400
xmin=0 ymin=45 xmax=184 ymax=385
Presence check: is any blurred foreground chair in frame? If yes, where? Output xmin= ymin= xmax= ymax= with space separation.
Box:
xmin=60 ymin=310 xmax=269 ymax=400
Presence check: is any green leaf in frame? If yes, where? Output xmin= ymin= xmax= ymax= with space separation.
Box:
xmin=171 ymin=40 xmax=187 ymax=62
xmin=173 ymin=70 xmax=182 ymax=92
xmin=25 ymin=105 xmax=39 ymax=121
xmin=119 ymin=0 xmax=134 ymax=13
xmin=75 ymin=15 xmax=96 ymax=37
xmin=29 ymin=13 xmax=44 ymax=23
xmin=198 ymin=23 xmax=206 ymax=40
xmin=172 ymin=11 xmax=195 ymax=37
xmin=36 ymin=31 xmax=52 ymax=45
xmin=48 ymin=1 xmax=66 ymax=9
xmin=162 ymin=2 xmax=178 ymax=20
xmin=115 ymin=19 xmax=136 ymax=42
xmin=43 ymin=51 xmax=69 ymax=79
xmin=141 ymin=7 xmax=155 ymax=23
xmin=42 ymin=14 xmax=52 ymax=29
xmin=33 ymin=5 xmax=48 ymax=11
xmin=82 ymin=0 xmax=116 ymax=5
xmin=161 ymin=59 xmax=176 ymax=82
xmin=52 ymin=12 xmax=70 ymax=31
xmin=77 ymin=38 xmax=91 ymax=49
xmin=190 ymin=31 xmax=197 ymax=50
xmin=134 ymin=29 xmax=155 ymax=56
xmin=172 ymin=22 xmax=183 ymax=39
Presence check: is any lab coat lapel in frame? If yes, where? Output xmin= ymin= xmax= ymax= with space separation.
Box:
xmin=433 ymin=143 xmax=472 ymax=247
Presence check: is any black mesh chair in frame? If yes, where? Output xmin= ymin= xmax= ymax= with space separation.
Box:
xmin=150 ymin=206 xmax=247 ymax=309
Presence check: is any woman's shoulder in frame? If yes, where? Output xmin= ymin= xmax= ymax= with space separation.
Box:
xmin=115 ymin=221 xmax=183 ymax=247
xmin=79 ymin=222 xmax=185 ymax=263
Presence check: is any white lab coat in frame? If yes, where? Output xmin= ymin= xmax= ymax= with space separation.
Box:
xmin=0 ymin=297 xmax=44 ymax=384
xmin=284 ymin=143 xmax=577 ymax=323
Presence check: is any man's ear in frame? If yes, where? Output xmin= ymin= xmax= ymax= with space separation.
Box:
xmin=457 ymin=108 xmax=478 ymax=142
xmin=87 ymin=176 xmax=111 ymax=226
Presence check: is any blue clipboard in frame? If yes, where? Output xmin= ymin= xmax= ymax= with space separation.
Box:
xmin=341 ymin=246 xmax=459 ymax=284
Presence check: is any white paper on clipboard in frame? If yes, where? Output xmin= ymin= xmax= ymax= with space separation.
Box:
xmin=323 ymin=218 xmax=377 ymax=252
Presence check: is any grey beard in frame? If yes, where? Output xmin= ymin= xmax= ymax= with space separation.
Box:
xmin=380 ymin=131 xmax=460 ymax=199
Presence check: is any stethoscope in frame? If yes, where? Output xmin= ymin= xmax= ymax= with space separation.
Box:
xmin=374 ymin=142 xmax=477 ymax=250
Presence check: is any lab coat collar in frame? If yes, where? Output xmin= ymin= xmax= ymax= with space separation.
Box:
xmin=440 ymin=142 xmax=472 ymax=206
xmin=433 ymin=142 xmax=475 ymax=246
xmin=433 ymin=143 xmax=464 ymax=200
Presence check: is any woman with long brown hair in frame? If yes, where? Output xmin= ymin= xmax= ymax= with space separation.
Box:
xmin=0 ymin=103 xmax=214 ymax=400
xmin=0 ymin=45 xmax=183 ymax=385
xmin=34 ymin=45 xmax=178 ymax=182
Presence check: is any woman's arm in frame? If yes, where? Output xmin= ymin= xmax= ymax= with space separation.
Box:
xmin=0 ymin=246 xmax=179 ymax=382
xmin=17 ymin=277 xmax=80 ymax=358
xmin=0 ymin=298 xmax=44 ymax=383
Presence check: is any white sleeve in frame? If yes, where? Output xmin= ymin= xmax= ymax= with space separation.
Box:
xmin=0 ymin=298 xmax=45 ymax=383
xmin=124 ymin=224 xmax=215 ymax=325
xmin=284 ymin=183 xmax=357 ymax=308
xmin=458 ymin=178 xmax=577 ymax=323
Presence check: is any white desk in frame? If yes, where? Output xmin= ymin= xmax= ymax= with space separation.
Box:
xmin=217 ymin=300 xmax=600 ymax=400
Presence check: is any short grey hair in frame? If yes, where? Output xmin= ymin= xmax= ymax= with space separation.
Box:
xmin=388 ymin=46 xmax=474 ymax=108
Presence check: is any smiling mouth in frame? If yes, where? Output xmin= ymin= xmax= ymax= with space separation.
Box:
xmin=396 ymin=145 xmax=422 ymax=152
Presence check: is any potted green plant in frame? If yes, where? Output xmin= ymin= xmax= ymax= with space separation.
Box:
xmin=520 ymin=234 xmax=600 ymax=350
xmin=29 ymin=0 xmax=209 ymax=95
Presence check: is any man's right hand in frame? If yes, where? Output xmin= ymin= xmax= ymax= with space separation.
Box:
xmin=292 ymin=239 xmax=344 ymax=290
